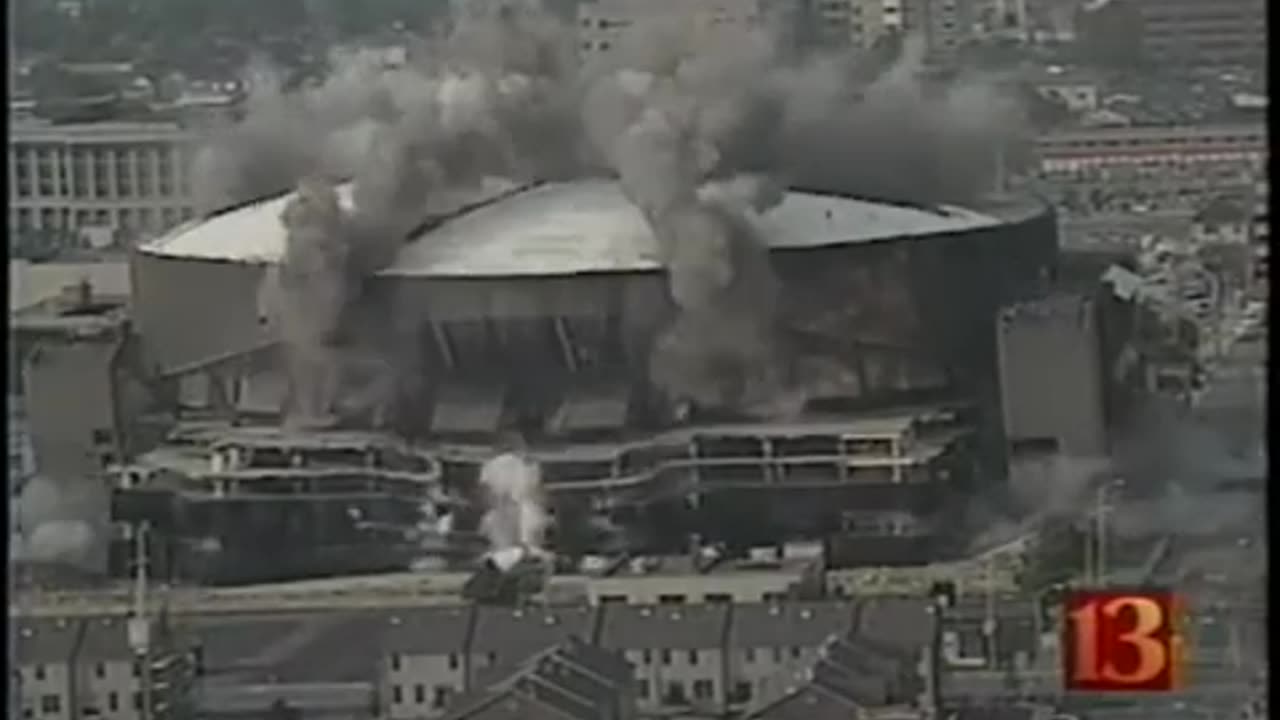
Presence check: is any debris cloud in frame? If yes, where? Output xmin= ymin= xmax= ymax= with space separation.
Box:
xmin=193 ymin=0 xmax=1028 ymax=420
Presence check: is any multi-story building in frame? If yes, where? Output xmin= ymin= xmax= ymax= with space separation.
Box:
xmin=439 ymin=638 xmax=636 ymax=720
xmin=599 ymin=603 xmax=732 ymax=713
xmin=13 ymin=615 xmax=197 ymax=720
xmin=375 ymin=597 xmax=940 ymax=720
xmin=725 ymin=601 xmax=855 ymax=708
xmin=903 ymin=0 xmax=977 ymax=65
xmin=974 ymin=0 xmax=1028 ymax=39
xmin=997 ymin=295 xmax=1109 ymax=461
xmin=383 ymin=607 xmax=476 ymax=719
xmin=807 ymin=0 xmax=905 ymax=50
xmin=11 ymin=280 xmax=140 ymax=481
xmin=8 ymin=118 xmax=199 ymax=247
xmin=575 ymin=0 xmax=764 ymax=57
xmin=1034 ymin=123 xmax=1268 ymax=175
xmin=1131 ymin=0 xmax=1267 ymax=69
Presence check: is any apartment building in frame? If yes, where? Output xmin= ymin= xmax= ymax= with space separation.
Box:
xmin=468 ymin=605 xmax=598 ymax=689
xmin=1131 ymin=0 xmax=1267 ymax=69
xmin=1034 ymin=124 xmax=1268 ymax=175
xmin=726 ymin=601 xmax=855 ymax=707
xmin=382 ymin=607 xmax=475 ymax=720
xmin=808 ymin=0 xmax=905 ymax=50
xmin=376 ymin=597 xmax=941 ymax=719
xmin=599 ymin=603 xmax=733 ymax=713
xmin=9 ymin=118 xmax=200 ymax=246
xmin=13 ymin=615 xmax=195 ymax=720
xmin=903 ymin=0 xmax=977 ymax=65
xmin=440 ymin=638 xmax=636 ymax=720
xmin=575 ymin=0 xmax=764 ymax=57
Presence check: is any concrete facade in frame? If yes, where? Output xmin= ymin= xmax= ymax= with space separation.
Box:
xmin=575 ymin=0 xmax=765 ymax=57
xmin=9 ymin=120 xmax=199 ymax=246
xmin=13 ymin=616 xmax=194 ymax=720
xmin=1131 ymin=0 xmax=1267 ymax=68
xmin=996 ymin=294 xmax=1109 ymax=459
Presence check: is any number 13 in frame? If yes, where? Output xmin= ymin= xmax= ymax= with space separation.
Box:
xmin=1070 ymin=595 xmax=1170 ymax=685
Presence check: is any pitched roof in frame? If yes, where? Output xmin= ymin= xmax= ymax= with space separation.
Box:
xmin=441 ymin=639 xmax=634 ymax=720
xmin=598 ymin=603 xmax=731 ymax=651
xmin=76 ymin=615 xmax=135 ymax=662
xmin=743 ymin=598 xmax=936 ymax=720
xmin=468 ymin=605 xmax=596 ymax=660
xmin=13 ymin=618 xmax=83 ymax=665
xmin=728 ymin=601 xmax=854 ymax=649
xmin=383 ymin=606 xmax=476 ymax=656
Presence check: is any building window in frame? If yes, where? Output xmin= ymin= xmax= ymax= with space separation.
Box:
xmin=132 ymin=692 xmax=142 ymax=711
xmin=486 ymin=652 xmax=498 ymax=666
xmin=657 ymin=594 xmax=686 ymax=604
xmin=693 ymin=679 xmax=714 ymax=700
xmin=663 ymin=682 xmax=687 ymax=706
xmin=40 ymin=696 xmax=61 ymax=714
xmin=636 ymin=679 xmax=649 ymax=698
xmin=704 ymin=593 xmax=732 ymax=603
xmin=687 ymin=650 xmax=699 ymax=666
xmin=447 ymin=653 xmax=459 ymax=670
xmin=660 ymin=649 xmax=672 ymax=666
xmin=107 ymin=693 xmax=118 ymax=712
xmin=33 ymin=665 xmax=45 ymax=681
xmin=390 ymin=654 xmax=401 ymax=671
xmin=413 ymin=684 xmax=425 ymax=704
xmin=772 ymin=648 xmax=784 ymax=663
xmin=600 ymin=594 xmax=627 ymax=604
xmin=392 ymin=685 xmax=402 ymax=704
xmin=432 ymin=686 xmax=451 ymax=709
xmin=641 ymin=650 xmax=652 ymax=665
xmin=791 ymin=647 xmax=802 ymax=660
xmin=732 ymin=681 xmax=753 ymax=703
xmin=94 ymin=663 xmax=105 ymax=678
xmin=744 ymin=648 xmax=756 ymax=663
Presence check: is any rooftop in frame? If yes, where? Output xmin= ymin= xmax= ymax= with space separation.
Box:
xmin=728 ymin=601 xmax=854 ymax=649
xmin=469 ymin=605 xmax=596 ymax=659
xmin=10 ymin=286 xmax=129 ymax=337
xmin=139 ymin=179 xmax=1000 ymax=277
xmin=598 ymin=603 xmax=731 ymax=651
xmin=14 ymin=618 xmax=83 ymax=665
xmin=9 ymin=259 xmax=130 ymax=312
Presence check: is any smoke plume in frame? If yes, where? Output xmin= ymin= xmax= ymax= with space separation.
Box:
xmin=11 ymin=475 xmax=107 ymax=571
xmin=193 ymin=0 xmax=1028 ymax=420
xmin=477 ymin=450 xmax=549 ymax=564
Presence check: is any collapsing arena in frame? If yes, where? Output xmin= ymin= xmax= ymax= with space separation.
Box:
xmin=114 ymin=176 xmax=1057 ymax=585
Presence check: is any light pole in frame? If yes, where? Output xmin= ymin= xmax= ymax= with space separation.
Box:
xmin=127 ymin=521 xmax=153 ymax=720
xmin=1093 ymin=478 xmax=1124 ymax=586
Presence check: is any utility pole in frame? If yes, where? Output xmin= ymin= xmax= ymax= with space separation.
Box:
xmin=1082 ymin=517 xmax=1094 ymax=585
xmin=1095 ymin=499 xmax=1107 ymax=587
xmin=983 ymin=556 xmax=998 ymax=667
xmin=127 ymin=522 xmax=153 ymax=720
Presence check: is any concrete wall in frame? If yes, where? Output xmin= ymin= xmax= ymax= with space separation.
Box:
xmin=24 ymin=340 xmax=118 ymax=480
xmin=129 ymin=253 xmax=270 ymax=373
xmin=385 ymin=654 xmax=464 ymax=719
xmin=997 ymin=294 xmax=1108 ymax=459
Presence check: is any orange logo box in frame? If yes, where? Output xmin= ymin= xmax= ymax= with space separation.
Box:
xmin=1062 ymin=589 xmax=1186 ymax=693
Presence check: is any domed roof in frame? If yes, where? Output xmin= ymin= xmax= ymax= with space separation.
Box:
xmin=140 ymin=179 xmax=1000 ymax=278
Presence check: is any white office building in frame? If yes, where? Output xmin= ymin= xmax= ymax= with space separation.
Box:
xmin=9 ymin=118 xmax=200 ymax=246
